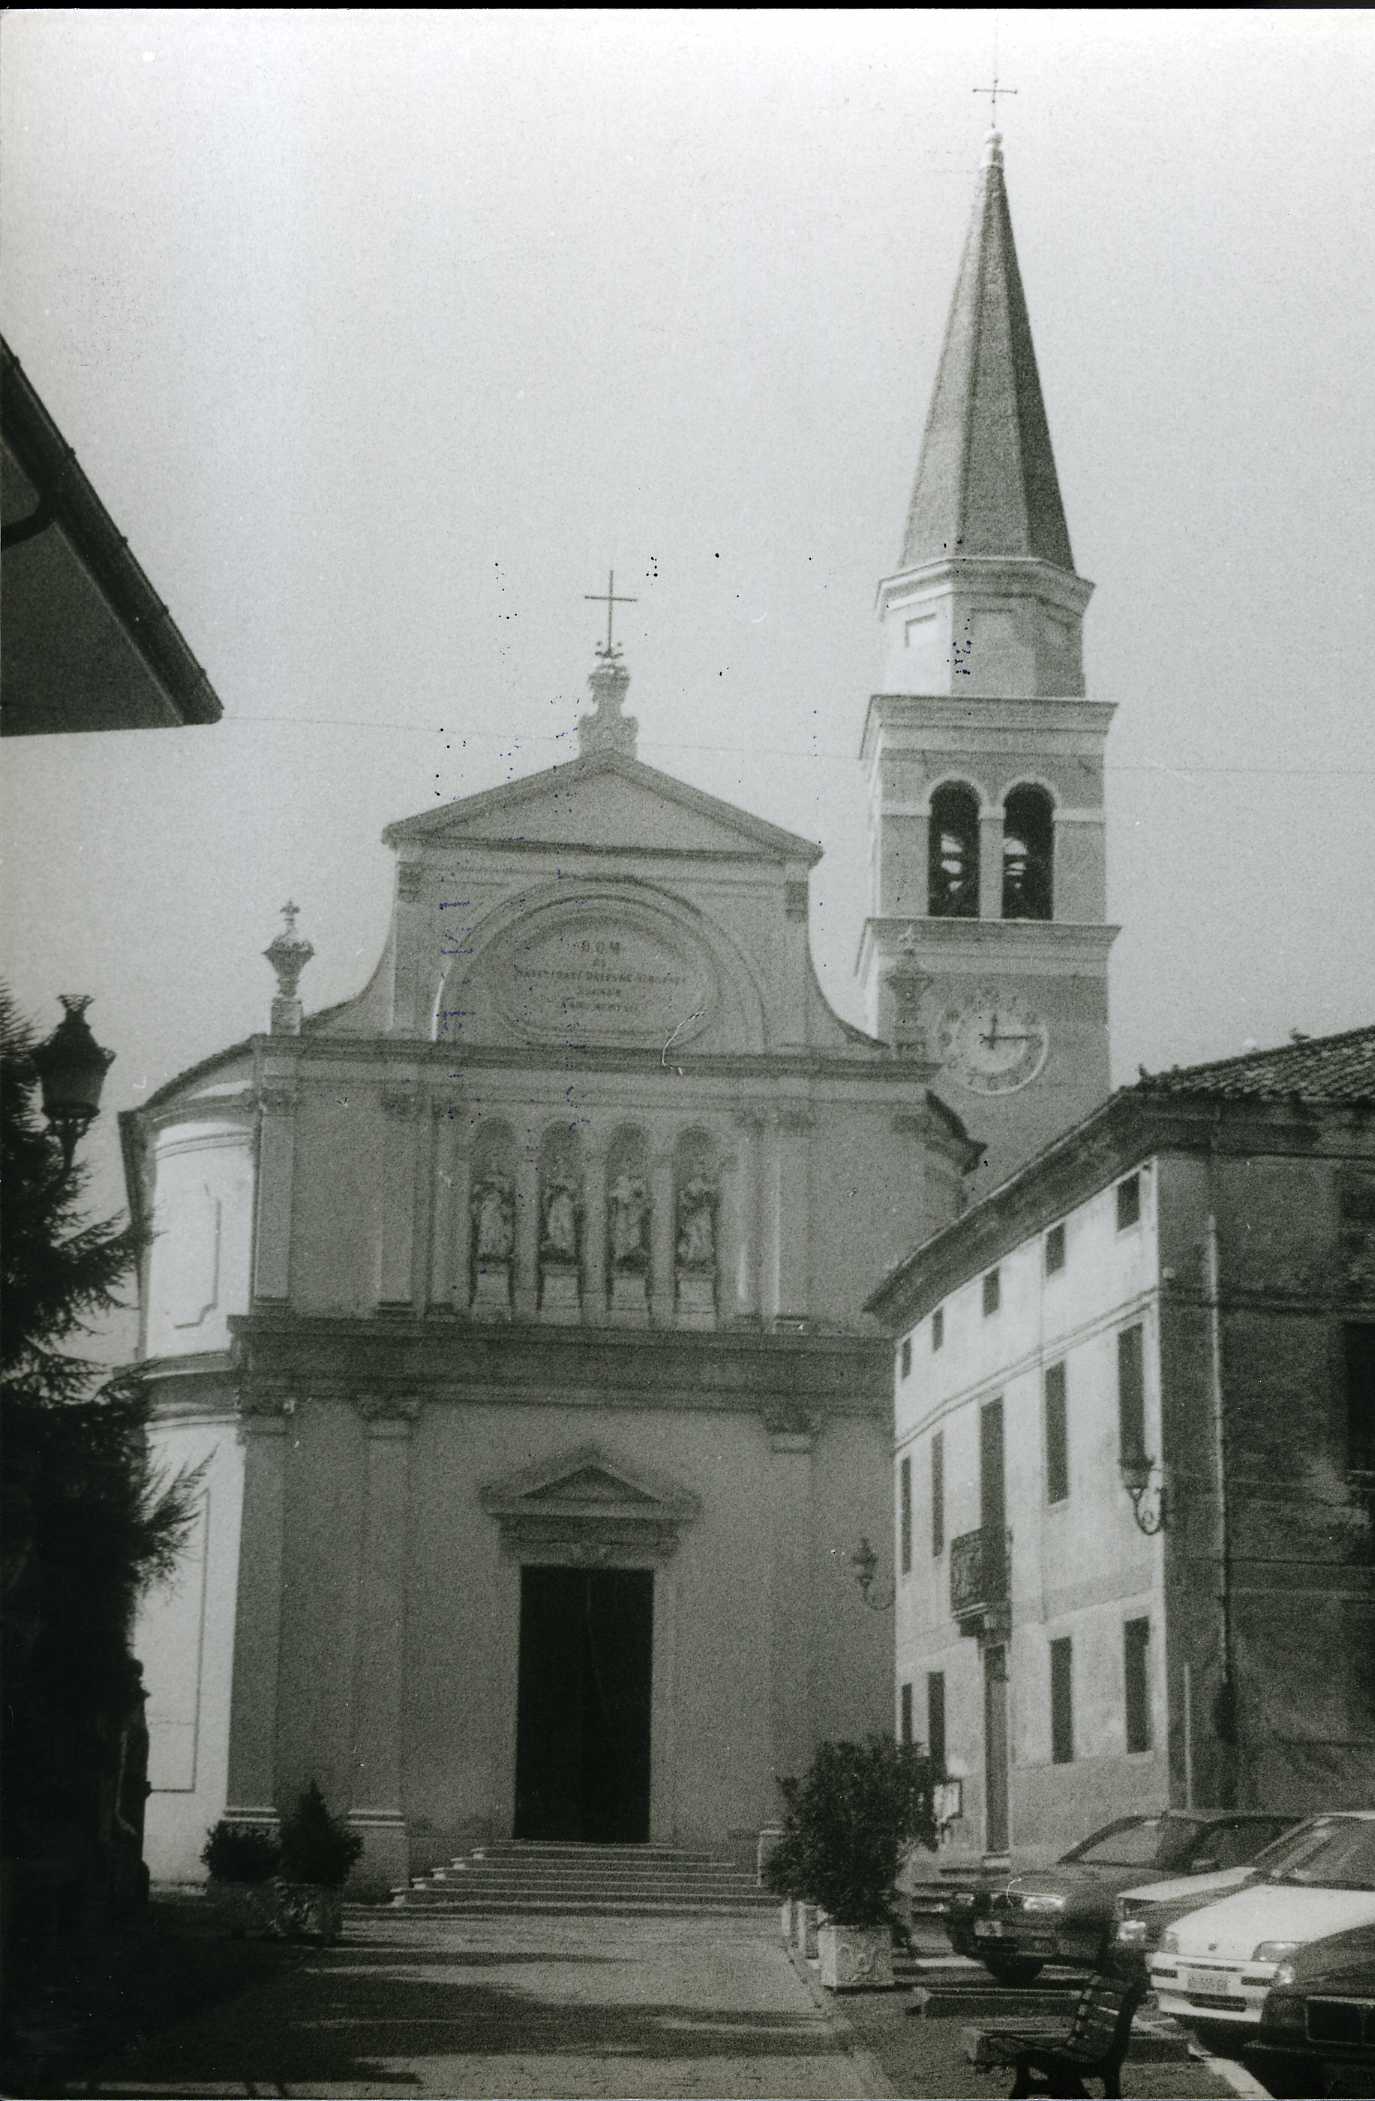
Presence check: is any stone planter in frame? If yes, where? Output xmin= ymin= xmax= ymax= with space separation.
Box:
xmin=272 ymin=1880 xmax=345 ymax=1944
xmin=817 ymin=1921 xmax=893 ymax=1991
xmin=204 ymin=1878 xmax=280 ymax=1939
xmin=796 ymin=1902 xmax=821 ymax=1960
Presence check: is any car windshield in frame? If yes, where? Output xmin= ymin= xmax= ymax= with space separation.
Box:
xmin=1062 ymin=1815 xmax=1202 ymax=1872
xmin=1261 ymin=1819 xmax=1375 ymax=1892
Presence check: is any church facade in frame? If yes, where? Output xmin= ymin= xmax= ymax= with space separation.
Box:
xmin=126 ymin=125 xmax=1117 ymax=1891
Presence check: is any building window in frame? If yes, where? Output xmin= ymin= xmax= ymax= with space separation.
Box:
xmin=932 ymin=1428 xmax=945 ymax=1557
xmin=1346 ymin=1324 xmax=1375 ymax=1475
xmin=1116 ymin=1173 xmax=1142 ymax=1230
xmin=932 ymin=1306 xmax=944 ymax=1351
xmin=900 ymin=1680 xmax=913 ymax=1746
xmin=928 ymin=783 xmax=981 ymax=918
xmin=927 ymin=1670 xmax=947 ymax=1774
xmin=1044 ymin=1361 xmax=1069 ymax=1504
xmin=1001 ymin=783 xmax=1054 ymax=920
xmin=900 ymin=1337 xmax=912 ymax=1380
xmin=982 ymin=1268 xmax=1001 ymax=1316
xmin=1050 ymin=1637 xmax=1074 ymax=1764
xmin=1124 ymin=1617 xmax=1152 ymax=1752
xmin=1118 ymin=1324 xmax=1147 ymax=1469
xmin=899 ymin=1455 xmax=912 ymax=1576
xmin=1044 ymin=1221 xmax=1066 ymax=1275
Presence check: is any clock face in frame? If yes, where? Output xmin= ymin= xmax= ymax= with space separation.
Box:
xmin=934 ymin=990 xmax=1050 ymax=1095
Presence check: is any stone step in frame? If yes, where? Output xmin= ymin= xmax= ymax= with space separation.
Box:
xmin=391 ymin=1892 xmax=775 ymax=1917
xmin=475 ymin=1842 xmax=724 ymax=1861
xmin=429 ymin=1869 xmax=761 ymax=1891
xmin=960 ymin=2019 xmax=1191 ymax=2068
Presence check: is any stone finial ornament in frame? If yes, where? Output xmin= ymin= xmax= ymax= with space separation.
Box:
xmin=577 ymin=651 xmax=639 ymax=759
xmin=264 ymin=900 xmax=314 ymax=1036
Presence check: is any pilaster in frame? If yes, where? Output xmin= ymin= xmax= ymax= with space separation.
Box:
xmin=348 ymin=1394 xmax=420 ymax=1894
xmin=224 ymin=1391 xmax=295 ymax=1824
xmin=774 ymin=1106 xmax=814 ymax=1319
xmin=514 ymin=1149 xmax=539 ymax=1319
xmin=378 ymin=1088 xmax=420 ymax=1311
xmin=582 ymin=1145 xmax=608 ymax=1322
xmin=730 ymin=1109 xmax=765 ymax=1323
xmin=650 ymin=1152 xmax=676 ymax=1326
xmin=764 ymin=1408 xmax=819 ymax=1781
xmin=978 ymin=811 xmax=1004 ymax=923
xmin=252 ymin=1073 xmax=298 ymax=1303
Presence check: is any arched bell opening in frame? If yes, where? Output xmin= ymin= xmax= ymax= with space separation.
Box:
xmin=1001 ymin=784 xmax=1055 ymax=921
xmin=928 ymin=783 xmax=981 ymax=918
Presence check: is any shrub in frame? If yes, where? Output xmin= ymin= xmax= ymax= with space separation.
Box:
xmin=769 ymin=1736 xmax=940 ymax=1927
xmin=201 ymin=1820 xmax=281 ymax=1884
xmin=277 ymin=1782 xmax=363 ymax=1889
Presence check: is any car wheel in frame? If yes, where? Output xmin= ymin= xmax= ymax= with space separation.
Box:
xmin=982 ymin=1953 xmax=1045 ymax=1986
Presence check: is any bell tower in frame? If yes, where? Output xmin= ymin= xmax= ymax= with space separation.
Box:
xmin=858 ymin=129 xmax=1117 ymax=1189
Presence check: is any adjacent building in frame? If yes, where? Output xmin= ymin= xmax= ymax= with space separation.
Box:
xmin=869 ymin=1026 xmax=1375 ymax=1870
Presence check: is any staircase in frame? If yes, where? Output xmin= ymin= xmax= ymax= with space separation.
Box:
xmin=394 ymin=1839 xmax=778 ymax=1918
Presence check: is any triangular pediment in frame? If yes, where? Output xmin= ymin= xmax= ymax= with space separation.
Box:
xmin=383 ymin=750 xmax=820 ymax=865
xmin=479 ymin=1443 xmax=701 ymax=1525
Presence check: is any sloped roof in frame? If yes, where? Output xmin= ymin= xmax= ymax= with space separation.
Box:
xmin=900 ymin=136 xmax=1075 ymax=574
xmin=1136 ymin=1023 xmax=1375 ymax=1106
xmin=2 ymin=337 xmax=224 ymax=733
xmin=383 ymin=744 xmax=822 ymax=864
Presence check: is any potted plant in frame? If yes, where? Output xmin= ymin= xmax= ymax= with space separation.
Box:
xmin=273 ymin=1781 xmax=363 ymax=1943
xmin=774 ymin=1737 xmax=939 ymax=1990
xmin=200 ymin=1819 xmax=281 ymax=1937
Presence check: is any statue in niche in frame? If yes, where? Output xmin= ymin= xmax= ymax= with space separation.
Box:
xmin=541 ymin=1179 xmax=579 ymax=1262
xmin=676 ymin=1173 xmax=717 ymax=1268
xmin=472 ymin=1174 xmax=514 ymax=1262
xmin=608 ymin=1173 xmax=649 ymax=1269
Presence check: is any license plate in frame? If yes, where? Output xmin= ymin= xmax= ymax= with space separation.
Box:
xmin=974 ymin=1920 xmax=1007 ymax=1939
xmin=1184 ymin=1968 xmax=1242 ymax=1998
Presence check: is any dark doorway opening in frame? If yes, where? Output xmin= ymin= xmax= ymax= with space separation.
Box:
xmin=514 ymin=1565 xmax=653 ymax=1843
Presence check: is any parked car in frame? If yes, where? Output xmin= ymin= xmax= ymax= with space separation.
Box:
xmin=944 ymin=1809 xmax=1297 ymax=1985
xmin=1150 ymin=1812 xmax=1375 ymax=2052
xmin=1247 ymin=1922 xmax=1375 ymax=2096
xmin=1111 ymin=1816 xmax=1330 ymax=1980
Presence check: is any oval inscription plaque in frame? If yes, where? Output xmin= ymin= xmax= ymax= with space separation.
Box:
xmin=490 ymin=909 xmax=715 ymax=1047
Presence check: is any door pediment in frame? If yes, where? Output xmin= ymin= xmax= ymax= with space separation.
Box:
xmin=480 ymin=1444 xmax=700 ymax=1563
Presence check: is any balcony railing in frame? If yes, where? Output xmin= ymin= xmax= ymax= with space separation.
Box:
xmin=950 ymin=1525 xmax=1011 ymax=1634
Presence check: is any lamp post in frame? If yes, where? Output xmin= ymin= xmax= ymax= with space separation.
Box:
xmin=29 ymin=994 xmax=116 ymax=1174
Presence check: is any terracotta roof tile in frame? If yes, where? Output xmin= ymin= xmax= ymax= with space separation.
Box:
xmin=1135 ymin=1023 xmax=1375 ymax=1105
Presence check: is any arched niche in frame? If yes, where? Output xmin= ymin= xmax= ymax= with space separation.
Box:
xmin=673 ymin=1127 xmax=721 ymax=1329
xmin=538 ymin=1122 xmax=584 ymax=1322
xmin=470 ymin=1120 xmax=516 ymax=1315
xmin=605 ymin=1126 xmax=652 ymax=1325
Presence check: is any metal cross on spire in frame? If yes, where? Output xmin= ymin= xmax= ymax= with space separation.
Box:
xmin=584 ymin=569 xmax=639 ymax=658
xmin=972 ymin=69 xmax=1018 ymax=125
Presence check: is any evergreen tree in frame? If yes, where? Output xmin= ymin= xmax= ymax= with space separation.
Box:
xmin=2 ymin=987 xmax=199 ymax=1905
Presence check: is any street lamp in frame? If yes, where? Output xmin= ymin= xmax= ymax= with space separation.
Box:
xmin=1120 ymin=1452 xmax=1167 ymax=1535
xmin=29 ymin=994 xmax=116 ymax=1174
xmin=849 ymin=1535 xmax=895 ymax=1611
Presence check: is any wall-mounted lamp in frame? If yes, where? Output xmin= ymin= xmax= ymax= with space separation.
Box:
xmin=849 ymin=1535 xmax=895 ymax=1611
xmin=1121 ymin=1453 xmax=1167 ymax=1535
xmin=29 ymin=994 xmax=115 ymax=1174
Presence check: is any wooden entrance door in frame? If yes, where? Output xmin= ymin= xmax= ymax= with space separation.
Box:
xmin=514 ymin=1565 xmax=654 ymax=1842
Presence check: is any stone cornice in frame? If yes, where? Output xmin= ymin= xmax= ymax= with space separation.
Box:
xmin=856 ymin=915 xmax=1119 ymax=981
xmin=225 ymin=1307 xmax=890 ymax=1417
xmin=860 ymin=691 xmax=1114 ymax=763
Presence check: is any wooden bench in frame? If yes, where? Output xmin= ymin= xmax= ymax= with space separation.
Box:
xmin=971 ymin=1974 xmax=1146 ymax=2098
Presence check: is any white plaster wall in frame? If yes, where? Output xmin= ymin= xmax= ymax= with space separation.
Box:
xmin=135 ymin=1406 xmax=245 ymax=1882
xmin=894 ymin=1160 xmax=1169 ymax=1863
xmin=144 ymin=1113 xmax=255 ymax=1360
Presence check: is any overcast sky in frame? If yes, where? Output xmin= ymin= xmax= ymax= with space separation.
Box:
xmin=3 ymin=8 xmax=1373 ymax=1237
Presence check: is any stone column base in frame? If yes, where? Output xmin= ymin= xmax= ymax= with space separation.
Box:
xmin=347 ymin=1810 xmax=411 ymax=1898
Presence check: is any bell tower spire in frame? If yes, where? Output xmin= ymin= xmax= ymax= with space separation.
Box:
xmin=880 ymin=127 xmax=1091 ymax=696
xmin=859 ymin=127 xmax=1118 ymax=1191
